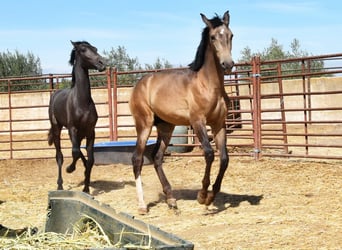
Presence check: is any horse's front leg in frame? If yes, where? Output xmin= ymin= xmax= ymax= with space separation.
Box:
xmin=192 ymin=121 xmax=215 ymax=206
xmin=83 ymin=130 xmax=95 ymax=193
xmin=211 ymin=126 xmax=229 ymax=202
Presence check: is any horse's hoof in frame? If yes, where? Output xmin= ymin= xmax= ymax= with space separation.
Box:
xmin=166 ymin=198 xmax=178 ymax=209
xmin=138 ymin=207 xmax=148 ymax=215
xmin=205 ymin=191 xmax=214 ymax=206
xmin=66 ymin=165 xmax=75 ymax=173
xmin=82 ymin=187 xmax=90 ymax=193
xmin=197 ymin=191 xmax=207 ymax=205
xmin=57 ymin=186 xmax=63 ymax=191
xmin=168 ymin=201 xmax=181 ymax=215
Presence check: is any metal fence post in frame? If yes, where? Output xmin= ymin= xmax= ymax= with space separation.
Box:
xmin=7 ymin=79 xmax=13 ymax=159
xmin=106 ymin=67 xmax=114 ymax=141
xmin=252 ymin=56 xmax=262 ymax=160
xmin=112 ymin=67 xmax=118 ymax=141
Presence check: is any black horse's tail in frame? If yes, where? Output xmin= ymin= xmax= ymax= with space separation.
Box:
xmin=48 ymin=128 xmax=54 ymax=146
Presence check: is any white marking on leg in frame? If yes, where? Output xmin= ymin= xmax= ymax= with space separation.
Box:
xmin=135 ymin=175 xmax=146 ymax=210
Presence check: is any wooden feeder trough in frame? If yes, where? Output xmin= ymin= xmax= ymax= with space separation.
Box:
xmin=91 ymin=140 xmax=157 ymax=165
xmin=45 ymin=191 xmax=194 ymax=250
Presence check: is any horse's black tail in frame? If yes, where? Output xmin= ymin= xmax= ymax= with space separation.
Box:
xmin=48 ymin=128 xmax=54 ymax=146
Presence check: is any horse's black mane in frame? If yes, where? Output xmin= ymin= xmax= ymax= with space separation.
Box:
xmin=69 ymin=41 xmax=91 ymax=66
xmin=69 ymin=41 xmax=91 ymax=87
xmin=189 ymin=15 xmax=225 ymax=72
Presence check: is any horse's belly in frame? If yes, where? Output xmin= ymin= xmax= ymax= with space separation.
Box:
xmin=155 ymin=107 xmax=191 ymax=125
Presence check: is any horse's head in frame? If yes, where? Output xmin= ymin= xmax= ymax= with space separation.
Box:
xmin=70 ymin=41 xmax=106 ymax=72
xmin=201 ymin=11 xmax=234 ymax=72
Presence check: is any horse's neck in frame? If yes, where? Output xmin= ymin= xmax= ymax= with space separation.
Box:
xmin=72 ymin=64 xmax=92 ymax=103
xmin=199 ymin=45 xmax=225 ymax=90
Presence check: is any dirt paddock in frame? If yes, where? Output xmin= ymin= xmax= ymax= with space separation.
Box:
xmin=0 ymin=155 xmax=341 ymax=249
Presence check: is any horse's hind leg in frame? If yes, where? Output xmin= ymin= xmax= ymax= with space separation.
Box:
xmin=154 ymin=122 xmax=177 ymax=209
xmin=50 ymin=126 xmax=64 ymax=190
xmin=83 ymin=130 xmax=95 ymax=193
xmin=132 ymin=120 xmax=153 ymax=214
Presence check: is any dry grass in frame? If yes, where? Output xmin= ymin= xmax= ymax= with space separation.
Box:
xmin=0 ymin=214 xmax=154 ymax=250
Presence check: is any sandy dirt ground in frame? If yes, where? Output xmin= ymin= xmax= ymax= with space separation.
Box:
xmin=0 ymin=155 xmax=341 ymax=249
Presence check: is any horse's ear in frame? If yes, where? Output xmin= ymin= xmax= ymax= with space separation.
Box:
xmin=222 ymin=11 xmax=230 ymax=26
xmin=200 ymin=13 xmax=212 ymax=29
xmin=70 ymin=40 xmax=76 ymax=48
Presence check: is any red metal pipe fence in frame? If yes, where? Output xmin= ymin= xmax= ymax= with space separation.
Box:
xmin=1 ymin=53 xmax=342 ymax=160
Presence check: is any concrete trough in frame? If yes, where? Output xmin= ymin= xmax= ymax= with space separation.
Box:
xmin=91 ymin=140 xmax=157 ymax=165
xmin=45 ymin=191 xmax=194 ymax=249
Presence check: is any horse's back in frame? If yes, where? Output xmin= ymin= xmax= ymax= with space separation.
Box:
xmin=132 ymin=69 xmax=193 ymax=100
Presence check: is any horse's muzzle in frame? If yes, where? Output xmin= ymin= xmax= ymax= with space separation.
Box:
xmin=96 ymin=57 xmax=107 ymax=72
xmin=97 ymin=62 xmax=107 ymax=72
xmin=221 ymin=60 xmax=234 ymax=72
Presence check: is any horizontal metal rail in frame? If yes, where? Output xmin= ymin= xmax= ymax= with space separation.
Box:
xmin=1 ymin=53 xmax=342 ymax=161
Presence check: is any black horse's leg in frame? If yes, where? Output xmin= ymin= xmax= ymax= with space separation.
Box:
xmin=192 ymin=121 xmax=215 ymax=205
xmin=132 ymin=123 xmax=153 ymax=215
xmin=66 ymin=126 xmax=82 ymax=173
xmin=154 ymin=122 xmax=176 ymax=209
xmin=52 ymin=126 xmax=64 ymax=190
xmin=83 ymin=130 xmax=95 ymax=193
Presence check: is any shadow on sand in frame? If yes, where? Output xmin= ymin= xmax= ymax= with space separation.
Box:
xmin=147 ymin=188 xmax=263 ymax=214
xmin=76 ymin=180 xmax=136 ymax=196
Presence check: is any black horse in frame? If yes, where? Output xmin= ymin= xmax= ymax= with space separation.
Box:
xmin=48 ymin=41 xmax=106 ymax=193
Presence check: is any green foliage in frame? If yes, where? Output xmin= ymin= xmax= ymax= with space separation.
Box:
xmin=238 ymin=38 xmax=324 ymax=78
xmin=103 ymin=46 xmax=172 ymax=85
xmin=102 ymin=46 xmax=141 ymax=86
xmin=145 ymin=57 xmax=172 ymax=70
xmin=103 ymin=46 xmax=141 ymax=72
xmin=0 ymin=50 xmax=42 ymax=77
xmin=0 ymin=50 xmax=43 ymax=92
xmin=56 ymin=78 xmax=72 ymax=89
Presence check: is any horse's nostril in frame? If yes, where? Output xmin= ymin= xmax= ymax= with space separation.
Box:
xmin=222 ymin=60 xmax=234 ymax=70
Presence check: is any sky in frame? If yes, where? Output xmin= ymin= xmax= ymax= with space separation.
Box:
xmin=0 ymin=0 xmax=340 ymax=74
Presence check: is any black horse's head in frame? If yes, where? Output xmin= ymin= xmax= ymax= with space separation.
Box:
xmin=69 ymin=41 xmax=106 ymax=72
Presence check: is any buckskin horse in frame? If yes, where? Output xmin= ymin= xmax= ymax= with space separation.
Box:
xmin=48 ymin=41 xmax=106 ymax=193
xmin=129 ymin=11 xmax=234 ymax=214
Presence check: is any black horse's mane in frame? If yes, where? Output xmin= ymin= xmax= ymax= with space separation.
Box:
xmin=69 ymin=41 xmax=91 ymax=86
xmin=189 ymin=15 xmax=225 ymax=72
xmin=69 ymin=41 xmax=91 ymax=66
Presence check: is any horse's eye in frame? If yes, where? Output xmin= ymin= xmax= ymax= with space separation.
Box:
xmin=211 ymin=35 xmax=216 ymax=41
